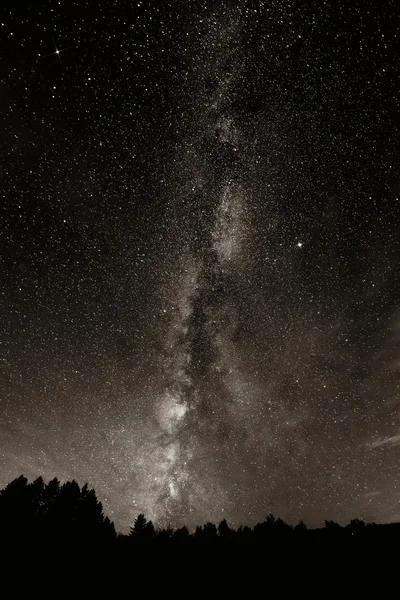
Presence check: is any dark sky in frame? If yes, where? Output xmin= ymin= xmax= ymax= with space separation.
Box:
xmin=1 ymin=0 xmax=399 ymax=532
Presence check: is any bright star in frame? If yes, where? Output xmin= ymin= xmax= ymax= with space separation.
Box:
xmin=40 ymin=37 xmax=68 ymax=62
xmin=297 ymin=242 xmax=303 ymax=248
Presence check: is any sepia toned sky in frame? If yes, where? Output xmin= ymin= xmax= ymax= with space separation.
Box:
xmin=1 ymin=0 xmax=399 ymax=531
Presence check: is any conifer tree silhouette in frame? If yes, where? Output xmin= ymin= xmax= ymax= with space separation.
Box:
xmin=218 ymin=519 xmax=232 ymax=541
xmin=0 ymin=475 xmax=29 ymax=539
xmin=173 ymin=526 xmax=189 ymax=543
xmin=129 ymin=513 xmax=155 ymax=540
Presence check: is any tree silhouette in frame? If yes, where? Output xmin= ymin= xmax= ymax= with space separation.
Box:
xmin=0 ymin=475 xmax=115 ymax=548
xmin=157 ymin=525 xmax=174 ymax=543
xmin=2 ymin=474 xmax=400 ymax=559
xmin=324 ymin=520 xmax=342 ymax=530
xmin=173 ymin=526 xmax=189 ymax=543
xmin=0 ymin=475 xmax=30 ymax=539
xmin=347 ymin=518 xmax=366 ymax=536
xmin=218 ymin=519 xmax=232 ymax=541
xmin=130 ymin=513 xmax=155 ymax=540
xmin=203 ymin=522 xmax=218 ymax=540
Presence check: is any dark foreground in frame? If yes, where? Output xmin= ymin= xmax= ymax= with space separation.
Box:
xmin=1 ymin=475 xmax=397 ymax=588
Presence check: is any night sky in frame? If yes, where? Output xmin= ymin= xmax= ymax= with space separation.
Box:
xmin=1 ymin=0 xmax=399 ymax=532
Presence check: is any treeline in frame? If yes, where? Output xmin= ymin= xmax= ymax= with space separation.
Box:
xmin=1 ymin=475 xmax=400 ymax=552
xmin=0 ymin=475 xmax=116 ymax=545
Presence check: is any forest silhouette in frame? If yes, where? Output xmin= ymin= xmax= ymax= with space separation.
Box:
xmin=1 ymin=474 xmax=399 ymax=561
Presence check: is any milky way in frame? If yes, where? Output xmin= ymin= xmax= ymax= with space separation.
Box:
xmin=136 ymin=10 xmax=252 ymax=523
xmin=1 ymin=1 xmax=399 ymax=531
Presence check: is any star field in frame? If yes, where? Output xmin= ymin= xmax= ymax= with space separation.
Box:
xmin=1 ymin=0 xmax=399 ymax=531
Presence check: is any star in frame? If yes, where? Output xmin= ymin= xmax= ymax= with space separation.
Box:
xmin=40 ymin=37 xmax=68 ymax=62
